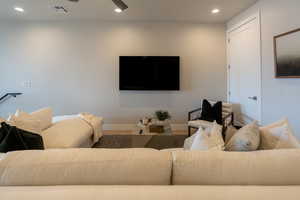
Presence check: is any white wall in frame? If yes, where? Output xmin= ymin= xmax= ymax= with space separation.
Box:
xmin=228 ymin=0 xmax=300 ymax=136
xmin=0 ymin=21 xmax=227 ymax=128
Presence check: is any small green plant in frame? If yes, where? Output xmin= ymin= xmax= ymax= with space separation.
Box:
xmin=155 ymin=110 xmax=171 ymax=121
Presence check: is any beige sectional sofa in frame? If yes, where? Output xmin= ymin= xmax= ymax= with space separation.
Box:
xmin=1 ymin=148 xmax=300 ymax=200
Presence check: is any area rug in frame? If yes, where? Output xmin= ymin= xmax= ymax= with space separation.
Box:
xmin=93 ymin=135 xmax=187 ymax=150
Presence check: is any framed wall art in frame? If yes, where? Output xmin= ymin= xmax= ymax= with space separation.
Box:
xmin=274 ymin=28 xmax=300 ymax=78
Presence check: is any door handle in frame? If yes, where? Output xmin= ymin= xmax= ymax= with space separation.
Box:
xmin=248 ymin=96 xmax=258 ymax=101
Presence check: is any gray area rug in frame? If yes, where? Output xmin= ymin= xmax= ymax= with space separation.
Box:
xmin=93 ymin=135 xmax=187 ymax=150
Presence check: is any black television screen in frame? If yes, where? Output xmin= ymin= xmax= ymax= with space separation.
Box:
xmin=119 ymin=56 xmax=180 ymax=91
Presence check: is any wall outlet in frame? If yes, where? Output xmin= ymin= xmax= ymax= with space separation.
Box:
xmin=21 ymin=81 xmax=32 ymax=88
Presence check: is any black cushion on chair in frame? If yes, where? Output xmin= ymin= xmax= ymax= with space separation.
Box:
xmin=200 ymin=99 xmax=223 ymax=125
xmin=0 ymin=122 xmax=44 ymax=153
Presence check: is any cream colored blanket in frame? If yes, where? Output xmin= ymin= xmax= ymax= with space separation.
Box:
xmin=79 ymin=113 xmax=103 ymax=143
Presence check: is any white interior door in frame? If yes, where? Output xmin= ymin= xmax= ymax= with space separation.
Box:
xmin=228 ymin=14 xmax=261 ymax=124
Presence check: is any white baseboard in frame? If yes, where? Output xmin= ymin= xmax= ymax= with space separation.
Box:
xmin=103 ymin=124 xmax=187 ymax=131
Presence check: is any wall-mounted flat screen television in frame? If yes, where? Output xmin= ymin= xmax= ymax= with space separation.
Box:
xmin=119 ymin=56 xmax=180 ymax=91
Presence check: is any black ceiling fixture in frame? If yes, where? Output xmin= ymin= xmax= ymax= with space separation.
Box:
xmin=67 ymin=0 xmax=129 ymax=12
xmin=112 ymin=0 xmax=128 ymax=12
xmin=54 ymin=6 xmax=68 ymax=13
xmin=68 ymin=0 xmax=128 ymax=12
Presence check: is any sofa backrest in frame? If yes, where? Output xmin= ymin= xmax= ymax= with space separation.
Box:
xmin=172 ymin=149 xmax=300 ymax=185
xmin=2 ymin=149 xmax=300 ymax=186
xmin=0 ymin=149 xmax=172 ymax=186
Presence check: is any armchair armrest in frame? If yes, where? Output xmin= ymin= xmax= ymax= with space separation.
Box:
xmin=221 ymin=112 xmax=234 ymax=139
xmin=188 ymin=108 xmax=202 ymax=121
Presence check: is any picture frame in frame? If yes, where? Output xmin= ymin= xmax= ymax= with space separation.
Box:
xmin=274 ymin=28 xmax=300 ymax=78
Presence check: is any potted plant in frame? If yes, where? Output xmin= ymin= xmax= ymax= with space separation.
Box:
xmin=155 ymin=110 xmax=171 ymax=121
xmin=153 ymin=111 xmax=172 ymax=134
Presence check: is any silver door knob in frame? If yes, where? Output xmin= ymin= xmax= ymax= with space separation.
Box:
xmin=248 ymin=96 xmax=258 ymax=101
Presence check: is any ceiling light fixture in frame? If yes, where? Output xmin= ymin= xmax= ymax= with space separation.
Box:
xmin=212 ymin=9 xmax=220 ymax=14
xmin=112 ymin=0 xmax=128 ymax=13
xmin=114 ymin=8 xmax=122 ymax=13
xmin=14 ymin=7 xmax=24 ymax=13
xmin=54 ymin=6 xmax=68 ymax=13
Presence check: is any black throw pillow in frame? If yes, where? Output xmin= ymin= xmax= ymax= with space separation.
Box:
xmin=200 ymin=99 xmax=223 ymax=125
xmin=0 ymin=122 xmax=44 ymax=153
xmin=0 ymin=123 xmax=28 ymax=153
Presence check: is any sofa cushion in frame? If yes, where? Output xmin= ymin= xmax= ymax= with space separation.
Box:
xmin=172 ymin=149 xmax=300 ymax=185
xmin=41 ymin=118 xmax=93 ymax=148
xmin=1 ymin=186 xmax=300 ymax=200
xmin=0 ymin=148 xmax=172 ymax=186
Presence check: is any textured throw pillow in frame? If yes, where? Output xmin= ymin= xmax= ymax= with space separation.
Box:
xmin=224 ymin=125 xmax=238 ymax=144
xmin=259 ymin=119 xmax=300 ymax=150
xmin=225 ymin=121 xmax=260 ymax=151
xmin=189 ymin=122 xmax=225 ymax=151
xmin=200 ymin=99 xmax=223 ymax=124
xmin=0 ymin=122 xmax=44 ymax=153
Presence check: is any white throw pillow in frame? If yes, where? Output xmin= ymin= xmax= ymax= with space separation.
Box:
xmin=207 ymin=121 xmax=225 ymax=151
xmin=15 ymin=108 xmax=53 ymax=131
xmin=259 ymin=119 xmax=300 ymax=150
xmin=189 ymin=122 xmax=224 ymax=151
xmin=7 ymin=114 xmax=43 ymax=134
xmin=189 ymin=129 xmax=211 ymax=151
xmin=225 ymin=121 xmax=260 ymax=151
xmin=183 ymin=128 xmax=203 ymax=150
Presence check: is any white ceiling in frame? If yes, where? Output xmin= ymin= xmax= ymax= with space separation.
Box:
xmin=0 ymin=0 xmax=257 ymax=23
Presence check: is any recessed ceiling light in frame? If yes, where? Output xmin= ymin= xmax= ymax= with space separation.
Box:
xmin=14 ymin=7 xmax=24 ymax=13
xmin=112 ymin=0 xmax=128 ymax=12
xmin=212 ymin=9 xmax=220 ymax=14
xmin=114 ymin=8 xmax=122 ymax=13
